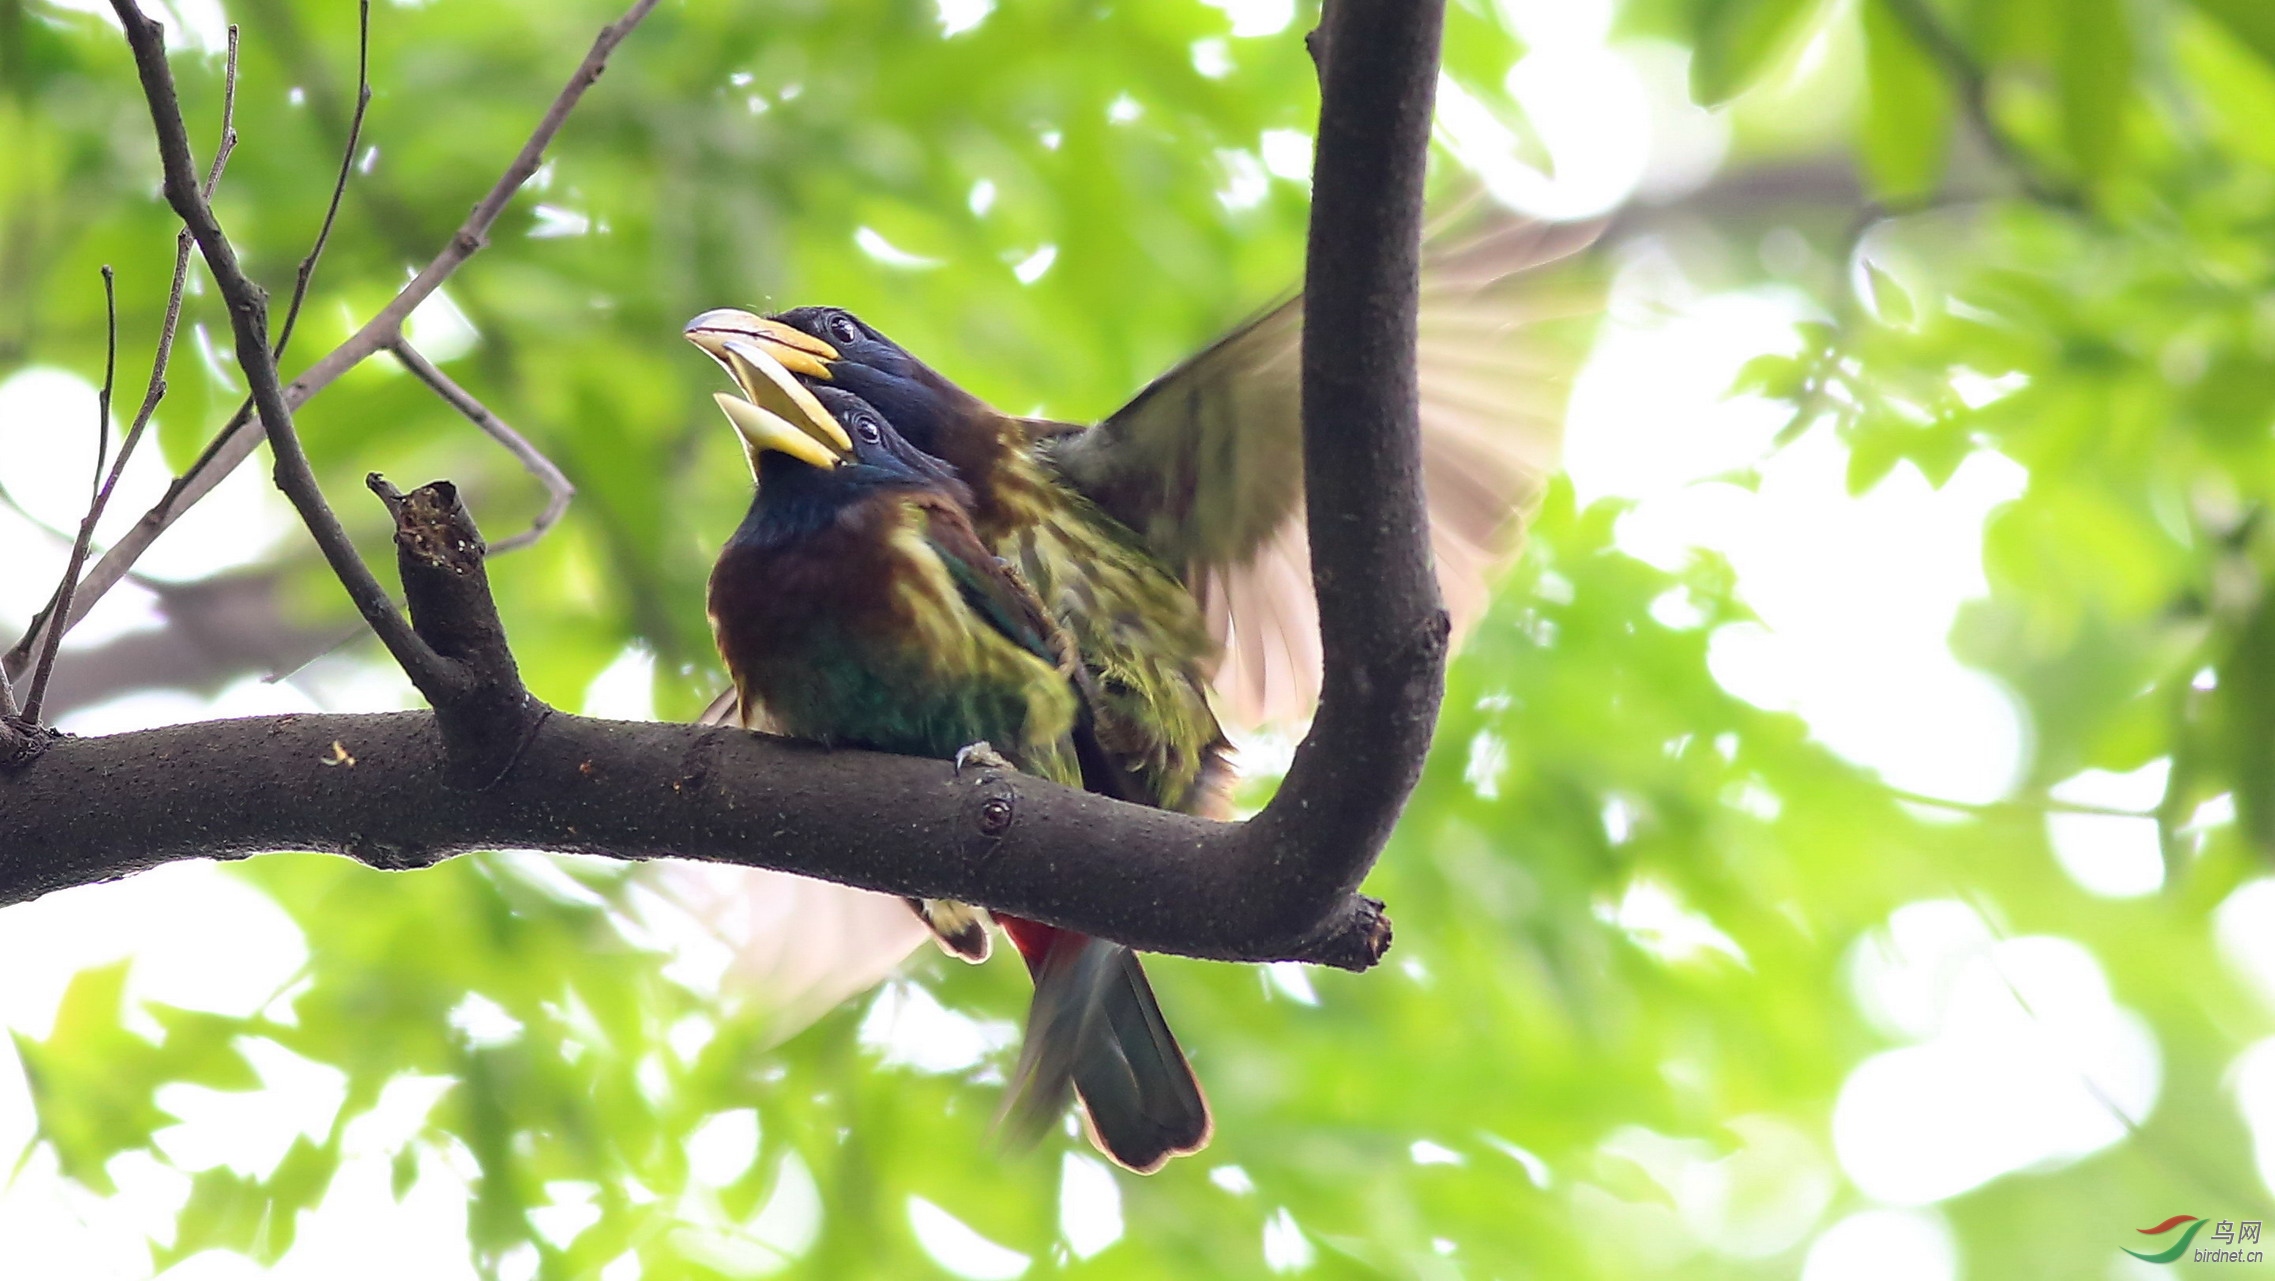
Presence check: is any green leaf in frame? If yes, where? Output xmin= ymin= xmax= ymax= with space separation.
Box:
xmin=157 ymin=1168 xmax=272 ymax=1269
xmin=2184 ymin=0 xmax=2275 ymax=70
xmin=392 ymin=1145 xmax=420 ymax=1201
xmin=1859 ymin=0 xmax=1952 ymax=200
xmin=1728 ymin=351 xmax=1809 ymax=400
xmin=11 ymin=961 xmax=169 ymax=1192
xmin=1690 ymin=0 xmax=1825 ymax=105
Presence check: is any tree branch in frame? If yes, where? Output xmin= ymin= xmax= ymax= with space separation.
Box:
xmin=0 ymin=708 xmax=1380 ymax=968
xmin=1 ymin=0 xmax=1448 ymax=973
xmin=1246 ymin=0 xmax=1447 ymax=935
xmin=389 ymin=340 xmax=574 ymax=553
xmin=4 ymin=0 xmax=657 ymax=673
xmin=269 ymin=0 xmax=368 ymax=365
xmin=109 ymin=0 xmax=459 ymax=702
xmin=4 ymin=30 xmax=238 ymax=691
xmin=18 ymin=264 xmax=117 ymax=725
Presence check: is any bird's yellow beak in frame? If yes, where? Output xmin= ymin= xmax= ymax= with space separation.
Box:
xmin=711 ymin=391 xmax=842 ymax=471
xmin=684 ymin=309 xmax=850 ymax=470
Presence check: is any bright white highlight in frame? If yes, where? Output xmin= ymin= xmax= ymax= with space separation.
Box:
xmin=1264 ymin=961 xmax=1319 ymax=1005
xmin=1058 ymin=1153 xmax=1124 ymax=1258
xmin=1203 ymin=0 xmax=1292 ymax=37
xmin=1012 ymin=245 xmax=1058 ymax=285
xmin=1835 ymin=905 xmax=2159 ymax=1204
xmin=2044 ymin=761 xmax=2168 ymax=897
xmin=407 ymin=283 xmax=480 ymax=362
xmin=1262 ymin=1206 xmax=1315 ymax=1272
xmin=1597 ymin=1117 xmax=1833 ymax=1257
xmin=1260 ymin=129 xmax=1312 ymax=182
xmin=854 ymin=227 xmax=945 ymax=270
xmin=858 ymin=981 xmax=1017 ymax=1074
xmin=2232 ymin=1038 xmax=2275 ymax=1198
xmin=936 ymin=0 xmax=993 ymax=37
xmin=908 ymin=1196 xmax=1031 ymax=1279
xmin=1216 ymin=149 xmax=1269 ymax=211
xmin=1800 ymin=1209 xmax=1957 ymax=1281
xmin=1569 ymin=255 xmax=2028 ymax=804
xmin=529 ymin=203 xmax=592 ymax=238
xmin=2216 ymin=879 xmax=2275 ymax=1010
xmin=583 ymin=646 xmax=657 ymax=720
xmin=1598 ymin=878 xmax=1748 ymax=967
xmin=686 ymin=1109 xmax=761 ymax=1185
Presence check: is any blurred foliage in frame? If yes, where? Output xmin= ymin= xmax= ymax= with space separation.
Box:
xmin=8 ymin=0 xmax=2275 ymax=1278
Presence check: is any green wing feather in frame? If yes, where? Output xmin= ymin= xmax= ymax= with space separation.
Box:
xmin=1042 ymin=211 xmax=1603 ymax=725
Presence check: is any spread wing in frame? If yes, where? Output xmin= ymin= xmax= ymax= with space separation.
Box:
xmin=1043 ymin=213 xmax=1602 ymax=726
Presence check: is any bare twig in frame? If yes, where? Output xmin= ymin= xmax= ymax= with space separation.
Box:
xmin=1873 ymin=0 xmax=2083 ymax=210
xmin=88 ymin=270 xmax=118 ymax=505
xmin=389 ymin=340 xmax=574 ymax=553
xmin=108 ymin=0 xmax=455 ymax=699
xmin=6 ymin=0 xmax=658 ymax=672
xmin=203 ymin=25 xmax=239 ymax=198
xmin=271 ymin=0 xmax=367 ymax=363
xmin=5 ymin=32 xmax=239 ymax=685
xmin=1887 ymin=786 xmax=2156 ymax=820
xmin=20 ymin=266 xmax=119 ymax=724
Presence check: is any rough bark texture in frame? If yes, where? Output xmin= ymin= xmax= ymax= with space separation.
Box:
xmin=0 ymin=710 xmax=1383 ymax=968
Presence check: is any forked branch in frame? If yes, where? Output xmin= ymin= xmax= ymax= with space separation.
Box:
xmin=3 ymin=0 xmax=1447 ymax=972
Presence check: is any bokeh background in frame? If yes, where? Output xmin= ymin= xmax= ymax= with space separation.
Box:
xmin=6 ymin=0 xmax=2275 ymax=1276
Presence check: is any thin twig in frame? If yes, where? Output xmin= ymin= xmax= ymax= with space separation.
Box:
xmin=22 ymin=267 xmax=119 ymax=724
xmin=271 ymin=0 xmax=366 ymax=363
xmin=389 ymin=340 xmax=574 ymax=553
xmin=1873 ymin=0 xmax=2083 ymax=210
xmin=203 ymin=25 xmax=239 ymax=198
xmin=4 ymin=0 xmax=659 ymax=674
xmin=108 ymin=0 xmax=456 ymax=699
xmin=1887 ymin=786 xmax=2154 ymax=820
xmin=5 ymin=33 xmax=238 ymax=683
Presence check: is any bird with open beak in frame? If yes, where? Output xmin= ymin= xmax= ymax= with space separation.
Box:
xmin=692 ymin=331 xmax=1211 ymax=1174
xmin=686 ymin=212 xmax=1599 ymax=746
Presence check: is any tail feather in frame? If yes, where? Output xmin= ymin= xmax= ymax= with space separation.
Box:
xmin=1001 ymin=922 xmax=1210 ymax=1173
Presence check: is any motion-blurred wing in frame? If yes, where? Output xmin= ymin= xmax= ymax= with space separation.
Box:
xmin=1045 ymin=214 xmax=1602 ymax=727
xmin=672 ymin=686 xmax=927 ymax=1038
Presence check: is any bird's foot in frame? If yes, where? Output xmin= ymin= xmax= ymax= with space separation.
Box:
xmin=954 ymin=740 xmax=1014 ymax=775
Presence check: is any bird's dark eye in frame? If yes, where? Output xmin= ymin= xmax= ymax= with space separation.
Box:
xmin=827 ymin=313 xmax=863 ymax=345
xmin=853 ymin=414 xmax=883 ymax=444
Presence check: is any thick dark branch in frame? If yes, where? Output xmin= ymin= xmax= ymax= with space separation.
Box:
xmin=367 ymin=476 xmax=543 ymax=780
xmin=1241 ymin=0 xmax=1448 ymax=923
xmin=110 ymin=0 xmax=458 ymax=703
xmin=0 ymin=711 xmax=1381 ymax=968
xmin=12 ymin=0 xmax=657 ymax=667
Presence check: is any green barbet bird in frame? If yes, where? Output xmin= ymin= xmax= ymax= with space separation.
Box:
xmin=693 ymin=345 xmax=1210 ymax=1173
xmin=690 ymin=213 xmax=1596 ymax=744
xmin=686 ymin=212 xmax=1593 ymax=1168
